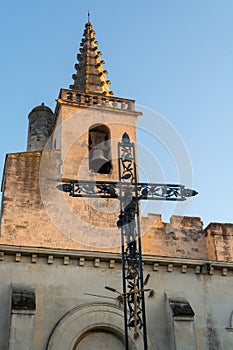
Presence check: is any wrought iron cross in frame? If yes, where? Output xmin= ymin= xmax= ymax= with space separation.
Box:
xmin=62 ymin=132 xmax=197 ymax=350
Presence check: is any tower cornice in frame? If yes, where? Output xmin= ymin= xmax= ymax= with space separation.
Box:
xmin=54 ymin=88 xmax=143 ymax=117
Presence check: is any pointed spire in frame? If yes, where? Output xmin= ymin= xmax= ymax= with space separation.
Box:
xmin=70 ymin=17 xmax=114 ymax=96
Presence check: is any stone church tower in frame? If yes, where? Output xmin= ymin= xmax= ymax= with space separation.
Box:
xmin=0 ymin=17 xmax=233 ymax=350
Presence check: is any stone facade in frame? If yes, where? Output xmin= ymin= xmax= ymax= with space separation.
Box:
xmin=1 ymin=17 xmax=233 ymax=350
xmin=1 ymin=150 xmax=233 ymax=261
xmin=0 ymin=246 xmax=233 ymax=349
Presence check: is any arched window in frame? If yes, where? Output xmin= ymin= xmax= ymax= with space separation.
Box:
xmin=88 ymin=124 xmax=112 ymax=174
xmin=66 ymin=92 xmax=73 ymax=100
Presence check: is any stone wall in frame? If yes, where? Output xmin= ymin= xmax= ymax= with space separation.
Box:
xmin=0 ymin=151 xmax=104 ymax=251
xmin=0 ymin=246 xmax=233 ymax=350
xmin=1 ymin=150 xmax=233 ymax=262
xmin=0 ymin=151 xmax=121 ymax=252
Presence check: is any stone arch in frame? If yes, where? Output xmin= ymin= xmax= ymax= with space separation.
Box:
xmin=73 ymin=326 xmax=125 ymax=350
xmin=46 ymin=303 xmax=155 ymax=350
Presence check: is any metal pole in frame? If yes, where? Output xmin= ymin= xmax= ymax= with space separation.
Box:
xmin=132 ymin=144 xmax=148 ymax=350
xmin=118 ymin=142 xmax=129 ymax=350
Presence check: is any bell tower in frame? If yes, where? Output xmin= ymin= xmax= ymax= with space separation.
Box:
xmin=0 ymin=16 xmax=142 ymax=251
xmin=51 ymin=16 xmax=142 ymax=182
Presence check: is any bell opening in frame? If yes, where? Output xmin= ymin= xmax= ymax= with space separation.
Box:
xmin=88 ymin=124 xmax=112 ymax=174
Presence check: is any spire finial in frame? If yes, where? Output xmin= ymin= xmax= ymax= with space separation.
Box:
xmin=70 ymin=16 xmax=114 ymax=96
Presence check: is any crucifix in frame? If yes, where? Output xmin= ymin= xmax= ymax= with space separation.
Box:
xmin=62 ymin=132 xmax=197 ymax=350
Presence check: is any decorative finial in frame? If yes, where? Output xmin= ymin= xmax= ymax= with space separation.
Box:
xmin=70 ymin=14 xmax=113 ymax=95
xmin=122 ymin=132 xmax=130 ymax=144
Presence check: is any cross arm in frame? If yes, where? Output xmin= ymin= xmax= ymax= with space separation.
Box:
xmin=61 ymin=180 xmax=198 ymax=201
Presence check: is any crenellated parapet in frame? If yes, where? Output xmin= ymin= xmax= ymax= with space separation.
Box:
xmin=141 ymin=214 xmax=207 ymax=259
xmin=205 ymin=223 xmax=233 ymax=261
xmin=141 ymin=215 xmax=233 ymax=262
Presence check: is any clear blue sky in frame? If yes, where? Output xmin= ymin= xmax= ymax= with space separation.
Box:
xmin=0 ymin=1 xmax=233 ymax=227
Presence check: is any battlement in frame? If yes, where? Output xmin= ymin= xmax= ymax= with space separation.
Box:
xmin=141 ymin=214 xmax=207 ymax=259
xmin=205 ymin=222 xmax=233 ymax=261
xmin=141 ymin=214 xmax=233 ymax=261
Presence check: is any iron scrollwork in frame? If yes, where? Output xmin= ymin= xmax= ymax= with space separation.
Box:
xmin=138 ymin=183 xmax=198 ymax=201
xmin=62 ymin=181 xmax=197 ymax=201
xmin=118 ymin=132 xmax=136 ymax=182
xmin=69 ymin=180 xmax=119 ymax=198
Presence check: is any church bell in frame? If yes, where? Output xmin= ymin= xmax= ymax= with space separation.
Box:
xmin=89 ymin=148 xmax=111 ymax=174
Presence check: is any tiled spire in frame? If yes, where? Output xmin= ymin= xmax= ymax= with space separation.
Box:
xmin=70 ymin=15 xmax=113 ymax=96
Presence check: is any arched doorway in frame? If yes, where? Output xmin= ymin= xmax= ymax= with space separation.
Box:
xmin=74 ymin=328 xmax=124 ymax=350
xmin=46 ymin=303 xmax=154 ymax=350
